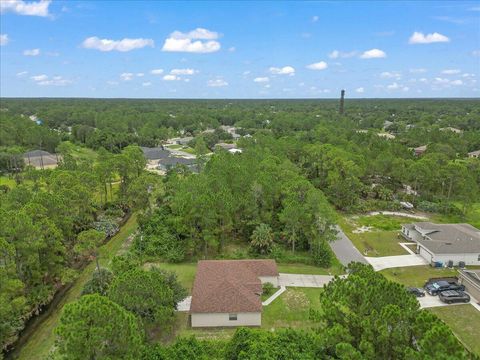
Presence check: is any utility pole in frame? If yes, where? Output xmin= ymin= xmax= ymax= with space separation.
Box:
xmin=339 ymin=89 xmax=345 ymax=115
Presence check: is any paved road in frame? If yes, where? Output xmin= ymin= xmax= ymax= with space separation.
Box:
xmin=330 ymin=225 xmax=368 ymax=266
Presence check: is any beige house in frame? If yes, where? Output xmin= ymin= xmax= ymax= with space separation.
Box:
xmin=190 ymin=259 xmax=279 ymax=328
xmin=468 ymin=150 xmax=480 ymax=159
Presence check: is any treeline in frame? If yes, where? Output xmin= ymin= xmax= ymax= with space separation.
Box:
xmin=0 ymin=145 xmax=159 ymax=352
xmin=53 ymin=264 xmax=472 ymax=359
xmin=133 ymin=149 xmax=337 ymax=266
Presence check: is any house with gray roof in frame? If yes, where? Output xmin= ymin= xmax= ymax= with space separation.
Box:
xmin=468 ymin=150 xmax=480 ymax=159
xmin=23 ymin=150 xmax=60 ymax=169
xmin=401 ymin=222 xmax=480 ymax=266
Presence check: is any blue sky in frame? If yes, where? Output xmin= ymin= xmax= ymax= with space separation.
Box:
xmin=1 ymin=0 xmax=479 ymax=98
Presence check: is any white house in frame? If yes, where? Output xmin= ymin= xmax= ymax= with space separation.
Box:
xmin=190 ymin=259 xmax=279 ymax=328
xmin=401 ymin=222 xmax=480 ymax=266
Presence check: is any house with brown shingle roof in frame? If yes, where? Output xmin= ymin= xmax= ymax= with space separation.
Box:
xmin=190 ymin=259 xmax=279 ymax=327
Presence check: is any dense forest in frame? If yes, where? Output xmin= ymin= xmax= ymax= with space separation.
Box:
xmin=1 ymin=98 xmax=479 ymax=358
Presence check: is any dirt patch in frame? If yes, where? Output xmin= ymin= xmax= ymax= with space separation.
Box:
xmin=352 ymin=225 xmax=372 ymax=234
xmin=283 ymin=290 xmax=310 ymax=310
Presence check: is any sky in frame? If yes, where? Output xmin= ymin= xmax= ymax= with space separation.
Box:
xmin=0 ymin=0 xmax=479 ymax=99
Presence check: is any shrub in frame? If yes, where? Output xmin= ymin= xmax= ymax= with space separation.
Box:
xmin=262 ymin=282 xmax=275 ymax=296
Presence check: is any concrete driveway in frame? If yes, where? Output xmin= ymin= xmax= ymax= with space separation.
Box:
xmin=418 ymin=293 xmax=480 ymax=311
xmin=365 ymin=254 xmax=428 ymax=271
xmin=329 ymin=226 xmax=368 ymax=267
xmin=278 ymin=273 xmax=337 ymax=287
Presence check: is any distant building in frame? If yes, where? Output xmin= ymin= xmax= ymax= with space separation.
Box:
xmin=190 ymin=260 xmax=279 ymax=328
xmin=157 ymin=157 xmax=197 ymax=173
xmin=401 ymin=222 xmax=480 ymax=266
xmin=141 ymin=147 xmax=170 ymax=161
xmin=23 ymin=150 xmax=60 ymax=169
xmin=168 ymin=137 xmax=194 ymax=146
xmin=468 ymin=150 xmax=480 ymax=159
xmin=215 ymin=142 xmax=237 ymax=151
xmin=228 ymin=148 xmax=243 ymax=154
xmin=377 ymin=132 xmax=396 ymax=140
xmin=440 ymin=127 xmax=463 ymax=134
xmin=413 ymin=145 xmax=427 ymax=156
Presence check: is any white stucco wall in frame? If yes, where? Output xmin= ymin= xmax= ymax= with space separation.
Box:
xmin=431 ymin=253 xmax=480 ymax=266
xmin=259 ymin=276 xmax=279 ymax=287
xmin=191 ymin=312 xmax=261 ymax=327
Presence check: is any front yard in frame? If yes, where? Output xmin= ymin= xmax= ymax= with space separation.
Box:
xmin=429 ymin=305 xmax=480 ymax=356
xmin=380 ymin=265 xmax=459 ymax=287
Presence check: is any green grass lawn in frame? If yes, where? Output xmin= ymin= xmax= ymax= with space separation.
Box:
xmin=16 ymin=214 xmax=138 ymax=360
xmin=349 ymin=230 xmax=407 ymax=257
xmin=380 ymin=265 xmax=459 ymax=287
xmin=262 ymin=287 xmax=321 ymax=330
xmin=144 ymin=262 xmax=198 ymax=292
xmin=431 ymin=203 xmax=480 ymax=229
xmin=0 ymin=175 xmax=16 ymax=188
xmin=278 ymin=261 xmax=344 ymax=276
xmin=429 ymin=305 xmax=480 ymax=356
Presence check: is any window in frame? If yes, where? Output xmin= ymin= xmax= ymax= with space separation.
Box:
xmin=229 ymin=313 xmax=237 ymax=321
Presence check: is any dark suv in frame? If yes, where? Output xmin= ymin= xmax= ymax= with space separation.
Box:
xmin=407 ymin=287 xmax=426 ymax=297
xmin=424 ymin=280 xmax=465 ymax=296
xmin=438 ymin=290 xmax=470 ymax=304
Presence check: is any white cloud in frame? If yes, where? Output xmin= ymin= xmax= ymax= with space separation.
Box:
xmin=163 ymin=74 xmax=180 ymax=81
xmin=82 ymin=37 xmax=154 ymax=52
xmin=450 ymin=79 xmax=463 ymax=86
xmin=0 ymin=34 xmax=9 ymax=46
xmin=409 ymin=68 xmax=427 ymax=73
xmin=120 ymin=73 xmax=134 ymax=81
xmin=151 ymin=69 xmax=164 ymax=75
xmin=264 ymin=84 xmax=271 ymax=88
xmin=355 ymin=87 xmax=365 ymax=93
xmin=269 ymin=66 xmax=295 ymax=75
xmin=328 ymin=50 xmax=356 ymax=59
xmin=306 ymin=61 xmax=328 ymax=70
xmin=254 ymin=77 xmax=269 ymax=83
xmin=441 ymin=69 xmax=461 ymax=75
xmin=142 ymin=82 xmax=152 ymax=87
xmin=170 ymin=68 xmax=197 ymax=75
xmin=360 ymin=49 xmax=386 ymax=59
xmin=312 ymin=15 xmax=319 ymax=22
xmin=136 ymin=73 xmax=144 ymax=77
xmin=408 ymin=32 xmax=450 ymax=44
xmin=0 ymin=0 xmax=51 ymax=17
xmin=472 ymin=50 xmax=480 ymax=57
xmin=31 ymin=74 xmax=48 ymax=81
xmin=162 ymin=28 xmax=221 ymax=53
xmin=380 ymin=71 xmax=401 ymax=79
xmin=207 ymin=79 xmax=228 ymax=87
xmin=23 ymin=48 xmax=40 ymax=56
xmin=228 ymin=46 xmax=236 ymax=52
xmin=31 ymin=74 xmax=71 ymax=86
xmin=16 ymin=71 xmax=28 ymax=77
xmin=184 ymin=78 xmax=190 ymax=83
xmin=387 ymin=82 xmax=400 ymax=90
xmin=107 ymin=80 xmax=119 ymax=86
xmin=242 ymin=70 xmax=251 ymax=76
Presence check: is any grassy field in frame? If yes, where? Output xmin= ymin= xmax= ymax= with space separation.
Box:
xmin=380 ymin=265 xmax=459 ymax=287
xmin=16 ymin=214 xmax=138 ymax=360
xmin=262 ymin=287 xmax=321 ymax=329
xmin=339 ymin=215 xmax=408 ymax=257
xmin=432 ymin=203 xmax=480 ymax=229
xmin=0 ymin=175 xmax=16 ymax=188
xmin=429 ymin=305 xmax=480 ymax=355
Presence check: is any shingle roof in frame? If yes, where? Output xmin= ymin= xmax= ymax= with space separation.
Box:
xmin=141 ymin=147 xmax=170 ymax=160
xmin=190 ymin=260 xmax=278 ymax=313
xmin=23 ymin=150 xmax=58 ymax=166
xmin=413 ymin=222 xmax=480 ymax=254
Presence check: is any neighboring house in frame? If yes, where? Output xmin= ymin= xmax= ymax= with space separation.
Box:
xmin=413 ymin=145 xmax=427 ymax=156
xmin=401 ymin=222 xmax=480 ymax=266
xmin=23 ymin=150 xmax=59 ymax=169
xmin=141 ymin=146 xmax=170 ymax=161
xmin=190 ymin=260 xmax=279 ymax=328
xmin=468 ymin=150 xmax=480 ymax=159
xmin=377 ymin=132 xmax=395 ymax=140
xmin=157 ymin=156 xmax=197 ymax=172
xmin=228 ymin=148 xmax=243 ymax=154
xmin=458 ymin=269 xmax=480 ymax=301
xmin=215 ymin=142 xmax=237 ymax=151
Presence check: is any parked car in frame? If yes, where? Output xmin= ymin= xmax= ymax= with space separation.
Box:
xmin=407 ymin=287 xmax=426 ymax=297
xmin=424 ymin=280 xmax=465 ymax=296
xmin=438 ymin=290 xmax=470 ymax=304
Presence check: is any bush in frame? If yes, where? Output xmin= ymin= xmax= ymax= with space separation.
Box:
xmin=82 ymin=268 xmax=114 ymax=296
xmin=311 ymin=240 xmax=332 ymax=267
xmin=262 ymin=282 xmax=275 ymax=296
